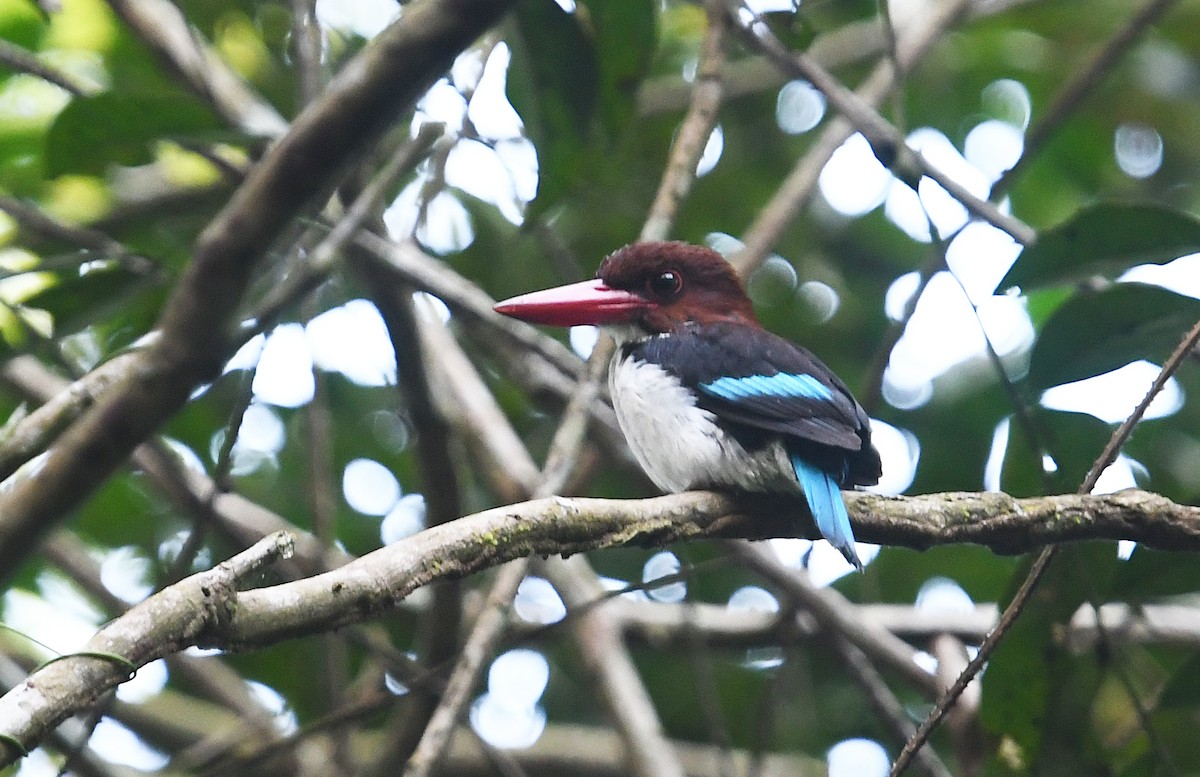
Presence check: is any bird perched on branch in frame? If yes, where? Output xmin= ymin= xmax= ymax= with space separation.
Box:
xmin=494 ymin=241 xmax=881 ymax=569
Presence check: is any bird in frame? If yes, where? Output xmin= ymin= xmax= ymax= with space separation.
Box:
xmin=494 ymin=241 xmax=881 ymax=569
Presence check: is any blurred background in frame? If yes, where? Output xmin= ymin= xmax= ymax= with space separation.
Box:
xmin=1 ymin=0 xmax=1200 ymax=774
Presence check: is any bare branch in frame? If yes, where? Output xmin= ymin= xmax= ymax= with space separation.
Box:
xmin=637 ymin=0 xmax=1041 ymax=117
xmin=731 ymin=0 xmax=972 ymax=276
xmin=837 ymin=633 xmax=955 ymax=777
xmin=213 ymin=488 xmax=1199 ymax=650
xmin=990 ymin=0 xmax=1180 ymax=195
xmin=418 ymin=309 xmax=541 ymax=503
xmin=0 ymin=352 xmax=351 ymax=575
xmin=0 ymin=39 xmax=90 ymax=96
xmin=640 ymin=0 xmax=728 ymax=242
xmin=726 ymin=541 xmax=939 ymax=697
xmin=0 ymin=196 xmax=156 ymax=274
xmin=1083 ymin=316 xmax=1200 ymax=492
xmin=105 ymin=0 xmax=287 ymax=136
xmin=0 ymin=0 xmax=516 ymax=584
xmin=730 ymin=1 xmax=1036 ymax=246
xmin=546 ymin=556 xmax=688 ymax=777
xmin=1 ymin=486 xmax=1196 ymax=761
xmin=891 ymin=314 xmax=1200 ymax=775
xmin=0 ymin=352 xmax=142 ymax=482
xmin=440 ymin=722 xmax=823 ymax=777
xmin=0 ymin=532 xmax=295 ymax=765
xmin=598 ymin=599 xmax=1200 ymax=652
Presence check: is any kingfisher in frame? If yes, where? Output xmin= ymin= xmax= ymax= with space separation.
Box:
xmin=494 ymin=241 xmax=881 ymax=568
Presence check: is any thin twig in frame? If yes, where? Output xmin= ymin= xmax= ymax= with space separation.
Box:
xmin=741 ymin=2 xmax=1034 ymax=245
xmin=240 ymin=123 xmax=444 ymax=337
xmin=303 ymin=325 xmax=351 ymax=766
xmin=641 ymin=0 xmax=728 ymax=243
xmin=890 ymin=315 xmax=1200 ymax=775
xmin=546 ymin=556 xmax=689 ymax=777
xmin=726 ymin=541 xmax=940 ymax=697
xmin=929 ymin=635 xmax=982 ymax=772
xmin=637 ymin=0 xmax=1040 ymax=118
xmin=729 ymin=0 xmax=1035 ymax=249
xmin=990 ymin=0 xmax=1179 ymax=196
xmin=106 ymin=0 xmax=288 ymax=136
xmin=890 ymin=549 xmax=1056 ymax=776
xmin=1104 ymin=636 xmax=1182 ymax=777
xmin=835 ymin=635 xmax=954 ymax=777
xmin=399 ymin=560 xmax=531 ymax=777
xmin=943 ymin=251 xmax=1052 ymax=493
xmin=0 ymin=352 xmax=141 ymax=482
xmin=857 ymin=251 xmax=941 ymax=411
xmin=1082 ymin=317 xmax=1200 ymax=491
xmin=290 ymin=0 xmax=324 ymax=105
xmin=355 ymin=233 xmax=589 ymax=388
xmin=875 ymin=0 xmax=906 ymax=135
xmin=679 ymin=597 xmax=736 ymax=777
xmin=731 ymin=0 xmax=972 ymax=276
xmin=0 ymin=38 xmax=90 ymax=96
xmin=417 ymin=306 xmax=541 ymax=502
xmin=0 ymin=196 xmax=156 ymax=275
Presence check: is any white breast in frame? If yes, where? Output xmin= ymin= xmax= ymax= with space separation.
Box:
xmin=608 ymin=352 xmax=795 ymax=494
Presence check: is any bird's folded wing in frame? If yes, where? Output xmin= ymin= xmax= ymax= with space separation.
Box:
xmin=627 ymin=323 xmax=867 ymax=451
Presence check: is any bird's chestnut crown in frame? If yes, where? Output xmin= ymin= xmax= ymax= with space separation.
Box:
xmin=492 ymin=241 xmax=756 ymax=332
xmin=596 ymin=241 xmax=756 ymax=331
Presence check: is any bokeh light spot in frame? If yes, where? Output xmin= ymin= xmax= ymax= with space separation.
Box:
xmin=776 ymin=80 xmax=826 ymax=134
xmin=1114 ymin=123 xmax=1163 ymax=178
xmin=342 ymin=458 xmax=401 ymax=516
xmin=643 ymin=550 xmax=686 ymax=603
xmin=828 ymin=738 xmax=889 ymax=777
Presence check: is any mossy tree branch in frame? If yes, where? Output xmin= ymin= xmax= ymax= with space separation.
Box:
xmin=0 ymin=487 xmax=1194 ymax=764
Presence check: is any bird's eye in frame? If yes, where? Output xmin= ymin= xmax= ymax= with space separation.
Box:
xmin=647 ymin=270 xmax=683 ymax=300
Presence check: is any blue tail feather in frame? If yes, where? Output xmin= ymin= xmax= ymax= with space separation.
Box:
xmin=790 ymin=454 xmax=862 ymax=570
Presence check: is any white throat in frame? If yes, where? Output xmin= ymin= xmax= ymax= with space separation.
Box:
xmin=607 ymin=349 xmax=795 ymax=494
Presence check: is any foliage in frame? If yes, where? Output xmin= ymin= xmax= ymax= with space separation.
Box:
xmin=0 ymin=0 xmax=1197 ymax=775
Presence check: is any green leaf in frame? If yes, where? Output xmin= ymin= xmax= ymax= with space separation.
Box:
xmin=0 ymin=0 xmax=47 ymax=49
xmin=1000 ymin=409 xmax=1113 ymax=497
xmin=761 ymin=10 xmax=815 ymax=51
xmin=44 ymin=92 xmax=224 ymax=176
xmin=1027 ymin=282 xmax=1200 ymax=391
xmin=578 ymin=0 xmax=657 ymax=138
xmin=981 ymin=543 xmax=1118 ymax=772
xmin=1001 ymin=203 xmax=1200 ymax=291
xmin=1111 ymin=544 xmax=1200 ymax=601
xmin=1158 ymin=653 xmax=1200 ymax=709
xmin=23 ymin=261 xmax=150 ymax=334
xmin=507 ymin=0 xmax=599 ymax=213
xmin=1024 ymin=285 xmax=1074 ymax=329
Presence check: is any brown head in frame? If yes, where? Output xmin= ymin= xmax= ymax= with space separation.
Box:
xmin=494 ymin=241 xmax=756 ymax=336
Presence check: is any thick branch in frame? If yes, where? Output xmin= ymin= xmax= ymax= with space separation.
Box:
xmin=854 ymin=489 xmax=1200 ymax=552
xmin=0 ymin=533 xmax=294 ymax=765
xmin=0 ymin=0 xmax=514 ymax=582
xmin=0 ymin=488 xmax=1193 ymax=760
xmin=219 ymin=488 xmax=1193 ymax=642
xmin=133 ymin=488 xmax=1200 ymax=651
xmin=157 ymin=488 xmax=1200 ymax=652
